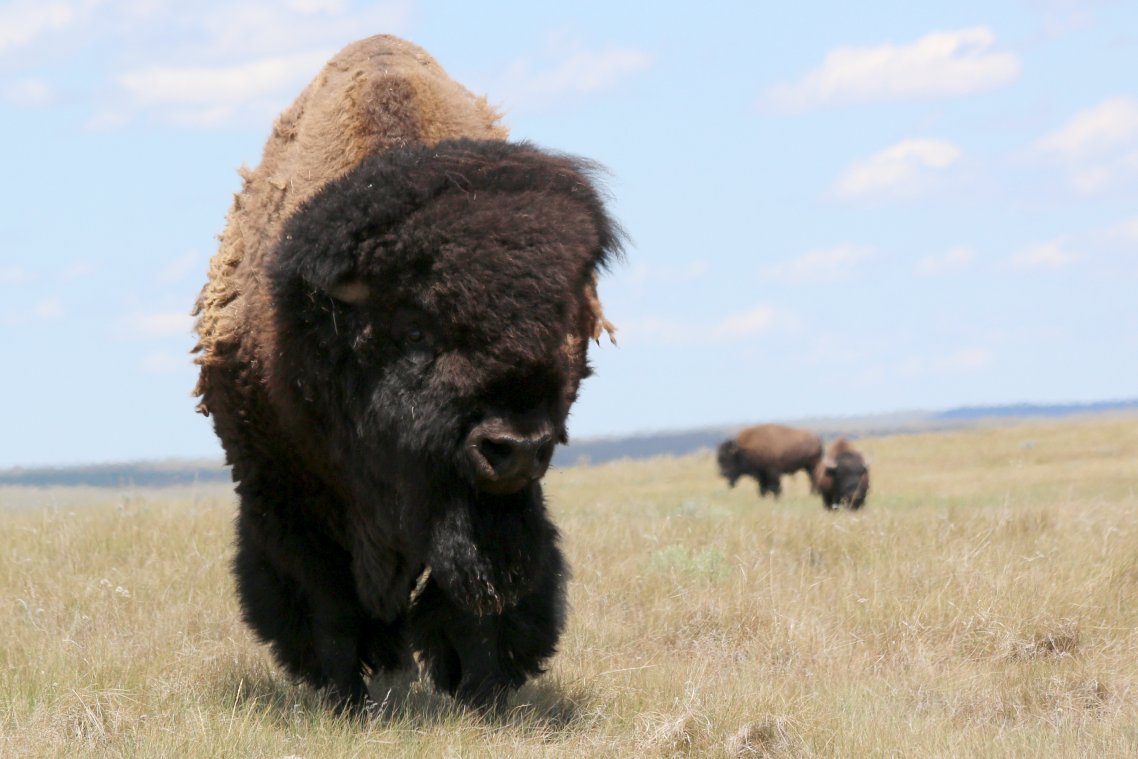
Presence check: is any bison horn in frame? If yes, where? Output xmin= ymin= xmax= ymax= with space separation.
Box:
xmin=328 ymin=279 xmax=370 ymax=304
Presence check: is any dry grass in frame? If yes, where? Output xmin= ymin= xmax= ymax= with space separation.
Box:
xmin=2 ymin=415 xmax=1137 ymax=757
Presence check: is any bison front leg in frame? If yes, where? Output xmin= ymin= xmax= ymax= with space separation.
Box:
xmin=409 ymin=545 xmax=568 ymax=710
xmin=233 ymin=501 xmax=377 ymax=711
xmin=757 ymin=467 xmax=782 ymax=498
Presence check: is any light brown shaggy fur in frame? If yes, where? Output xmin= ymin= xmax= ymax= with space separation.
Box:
xmin=736 ymin=424 xmax=824 ymax=480
xmin=192 ymin=34 xmax=613 ymax=413
xmin=820 ymin=437 xmax=856 ymax=459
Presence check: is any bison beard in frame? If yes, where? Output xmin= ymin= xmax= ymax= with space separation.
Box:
xmin=201 ymin=137 xmax=621 ymax=712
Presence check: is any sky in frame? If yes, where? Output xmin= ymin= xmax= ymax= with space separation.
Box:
xmin=1 ymin=1 xmax=1136 ymax=467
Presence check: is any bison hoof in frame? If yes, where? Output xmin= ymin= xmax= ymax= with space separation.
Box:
xmin=455 ymin=676 xmax=512 ymax=713
xmin=325 ymin=683 xmax=371 ymax=715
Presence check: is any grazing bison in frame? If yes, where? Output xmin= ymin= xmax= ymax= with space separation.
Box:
xmin=716 ymin=424 xmax=823 ymax=498
xmin=192 ymin=36 xmax=623 ymax=710
xmin=814 ymin=438 xmax=870 ymax=510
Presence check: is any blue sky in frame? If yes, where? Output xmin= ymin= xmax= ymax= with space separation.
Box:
xmin=1 ymin=1 xmax=1136 ymax=467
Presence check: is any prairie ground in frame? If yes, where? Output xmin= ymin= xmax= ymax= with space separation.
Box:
xmin=2 ymin=415 xmax=1137 ymax=757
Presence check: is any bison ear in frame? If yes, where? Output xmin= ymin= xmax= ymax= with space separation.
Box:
xmin=328 ymin=279 xmax=370 ymax=304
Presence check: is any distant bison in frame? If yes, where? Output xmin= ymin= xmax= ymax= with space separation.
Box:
xmin=716 ymin=424 xmax=823 ymax=498
xmin=192 ymin=36 xmax=622 ymax=710
xmin=814 ymin=438 xmax=870 ymax=510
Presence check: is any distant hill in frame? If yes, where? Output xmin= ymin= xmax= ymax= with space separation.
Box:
xmin=555 ymin=428 xmax=732 ymax=467
xmin=0 ymin=460 xmax=231 ymax=489
xmin=2 ymin=399 xmax=1135 ymax=488
xmin=933 ymin=399 xmax=1138 ymax=421
xmin=556 ymin=398 xmax=1138 ymax=467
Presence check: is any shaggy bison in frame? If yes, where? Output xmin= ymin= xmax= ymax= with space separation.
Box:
xmin=192 ymin=36 xmax=622 ymax=710
xmin=716 ymin=424 xmax=823 ymax=498
xmin=814 ymin=438 xmax=870 ymax=510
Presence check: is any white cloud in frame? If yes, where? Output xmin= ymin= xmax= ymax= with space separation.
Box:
xmin=289 ymin=0 xmax=347 ymax=12
xmin=833 ymin=138 xmax=961 ymax=199
xmin=889 ymin=347 xmax=992 ymax=380
xmin=104 ymin=47 xmax=336 ymax=126
xmin=916 ymin=246 xmax=974 ymax=276
xmin=121 ymin=48 xmax=332 ymax=110
xmin=899 ymin=351 xmax=989 ymax=377
xmin=1071 ymin=166 xmax=1113 ymax=194
xmin=0 ymin=2 xmax=78 ymax=53
xmin=61 ymin=262 xmax=96 ymax=280
xmin=801 ymin=333 xmax=887 ymax=368
xmin=1109 ymin=216 xmax=1138 ymax=243
xmin=617 ymin=304 xmax=796 ymax=346
xmin=0 ymin=266 xmax=32 ymax=285
xmin=64 ymin=0 xmax=411 ymax=65
xmin=0 ymin=264 xmax=90 ymax=288
xmin=2 ymin=77 xmax=54 ymax=107
xmin=186 ymin=2 xmax=408 ymax=61
xmin=33 ymin=297 xmax=64 ymax=321
xmin=11 ymin=1 xmax=412 ymax=127
xmin=625 ymin=260 xmax=709 ymax=286
xmin=856 ymin=365 xmax=887 ymax=386
xmin=934 ymin=348 xmax=991 ymax=372
xmin=616 ymin=316 xmax=697 ymax=345
xmin=1009 ymin=241 xmax=1077 ymax=269
xmin=712 ymin=306 xmax=779 ymax=340
xmin=1031 ymin=0 xmax=1093 ymax=37
xmin=766 ymin=27 xmax=1020 ymax=111
xmin=761 ymin=244 xmax=874 ymax=282
xmin=1036 ymin=97 xmax=1138 ymax=156
xmin=128 ymin=311 xmax=194 ymax=337
xmin=485 ymin=33 xmax=654 ymax=113
xmin=141 ymin=351 xmax=187 ymax=374
xmin=159 ymin=252 xmax=205 ymax=283
xmin=1033 ymin=98 xmax=1138 ymax=193
xmin=85 ymin=109 xmax=132 ymax=130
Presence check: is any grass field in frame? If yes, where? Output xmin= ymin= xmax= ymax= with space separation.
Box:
xmin=2 ymin=415 xmax=1137 ymax=757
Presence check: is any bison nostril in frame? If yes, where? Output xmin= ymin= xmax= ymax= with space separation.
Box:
xmin=478 ymin=438 xmax=515 ymax=471
xmin=535 ymin=440 xmax=554 ymax=468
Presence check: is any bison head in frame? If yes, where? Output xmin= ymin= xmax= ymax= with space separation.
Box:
xmin=716 ymin=440 xmax=743 ymax=486
xmin=820 ymin=450 xmax=870 ymax=509
xmin=264 ymin=139 xmax=622 ymax=614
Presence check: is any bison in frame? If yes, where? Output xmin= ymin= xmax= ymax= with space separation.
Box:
xmin=716 ymin=424 xmax=823 ymax=498
xmin=814 ymin=438 xmax=870 ymax=510
xmin=192 ymin=36 xmax=623 ymax=710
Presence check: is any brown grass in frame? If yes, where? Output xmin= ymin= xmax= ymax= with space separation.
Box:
xmin=2 ymin=415 xmax=1137 ymax=757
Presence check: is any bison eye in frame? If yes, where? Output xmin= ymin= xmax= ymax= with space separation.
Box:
xmin=401 ymin=325 xmax=433 ymax=351
xmin=390 ymin=306 xmax=437 ymax=359
xmin=399 ymin=325 xmax=437 ymax=362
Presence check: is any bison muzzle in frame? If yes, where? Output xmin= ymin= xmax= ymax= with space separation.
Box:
xmin=466 ymin=411 xmax=557 ymax=495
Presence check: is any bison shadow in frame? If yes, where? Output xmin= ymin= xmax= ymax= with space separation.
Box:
xmin=214 ymin=663 xmax=591 ymax=731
